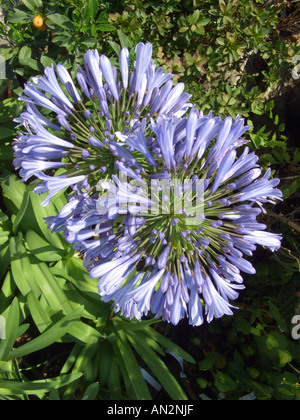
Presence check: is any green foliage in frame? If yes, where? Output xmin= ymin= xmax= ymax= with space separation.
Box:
xmin=188 ymin=270 xmax=300 ymax=400
xmin=0 ymin=0 xmax=299 ymax=114
xmin=0 ymin=0 xmax=299 ymax=401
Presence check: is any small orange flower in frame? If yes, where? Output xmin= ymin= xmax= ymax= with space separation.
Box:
xmin=33 ymin=16 xmax=44 ymax=29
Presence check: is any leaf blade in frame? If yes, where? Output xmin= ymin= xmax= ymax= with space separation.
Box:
xmin=8 ymin=307 xmax=83 ymax=360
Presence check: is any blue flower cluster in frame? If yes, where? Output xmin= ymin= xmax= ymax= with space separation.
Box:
xmin=13 ymin=43 xmax=282 ymax=326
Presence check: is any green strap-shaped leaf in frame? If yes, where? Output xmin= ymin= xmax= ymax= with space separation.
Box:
xmin=60 ymin=343 xmax=82 ymax=375
xmin=61 ymin=282 xmax=100 ymax=320
xmin=27 ymin=292 xmax=52 ymax=333
xmin=9 ymin=234 xmax=41 ymax=298
xmin=147 ymin=327 xmax=196 ymax=364
xmin=113 ymin=329 xmax=152 ymax=400
xmin=1 ymin=174 xmax=36 ymax=232
xmin=26 ymin=230 xmax=64 ymax=262
xmin=1 ymin=173 xmax=26 ymax=213
xmin=12 ymin=191 xmax=30 ymax=235
xmin=68 ymin=321 xmax=103 ymax=344
xmin=0 ymin=244 xmax=10 ymax=281
xmin=126 ymin=330 xmax=188 ymax=400
xmin=0 ymin=298 xmax=20 ymax=361
xmin=98 ymin=341 xmax=113 ymax=387
xmin=106 ymin=351 xmax=122 ymax=399
xmin=0 ymin=373 xmax=83 ymax=397
xmin=29 ymin=192 xmax=65 ymax=250
xmin=81 ymin=383 xmax=99 ymax=401
xmin=0 ymin=127 xmax=14 ymax=140
xmin=0 ymin=271 xmax=17 ymax=314
xmin=29 ymin=260 xmax=74 ymax=315
xmin=62 ymin=341 xmax=99 ymax=400
xmin=8 ymin=307 xmax=83 ymax=360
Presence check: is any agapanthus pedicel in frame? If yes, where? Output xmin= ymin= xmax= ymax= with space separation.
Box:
xmin=13 ymin=43 xmax=191 ymax=206
xmin=56 ymin=110 xmax=282 ymax=326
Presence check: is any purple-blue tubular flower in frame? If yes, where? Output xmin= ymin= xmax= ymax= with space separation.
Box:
xmin=84 ymin=49 xmax=103 ymax=94
xmin=186 ymin=106 xmax=199 ymax=157
xmin=15 ymin=103 xmax=61 ymax=131
xmin=99 ymin=55 xmax=119 ymax=101
xmin=20 ymin=83 xmax=68 ymax=116
xmin=157 ymin=246 xmax=171 ymax=270
xmin=36 ymin=175 xmax=87 ymax=207
xmin=76 ymin=72 xmax=91 ymax=98
xmin=133 ymin=43 xmax=153 ymax=93
xmin=119 ymin=47 xmax=130 ymax=89
xmin=116 ymin=119 xmax=157 ymax=167
xmin=150 ymin=116 xmax=177 ymax=170
xmin=211 ymin=149 xmax=236 ymax=194
xmin=36 ymin=64 xmax=74 ymax=110
xmin=62 ymin=108 xmax=283 ymax=327
xmin=56 ymin=64 xmax=82 ymax=104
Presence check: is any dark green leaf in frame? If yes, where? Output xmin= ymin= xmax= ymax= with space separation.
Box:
xmin=18 ymin=46 xmax=32 ymax=65
xmin=0 ymin=373 xmax=83 ymax=396
xmin=127 ymin=330 xmax=188 ymax=400
xmin=47 ymin=14 xmax=74 ymax=30
xmin=114 ymin=329 xmax=152 ymax=400
xmin=27 ymin=291 xmax=52 ymax=333
xmin=81 ymin=383 xmax=99 ymax=400
xmin=278 ymin=349 xmax=292 ymax=367
xmin=0 ymin=127 xmax=14 ymax=140
xmin=251 ymin=381 xmax=272 ymax=400
xmin=8 ymin=10 xmax=32 ymax=24
xmin=215 ymin=371 xmax=238 ymax=393
xmin=8 ymin=307 xmax=83 ymax=359
xmin=22 ymin=0 xmax=39 ymax=12
xmin=0 ymin=298 xmax=20 ymax=361
xmin=97 ymin=24 xmax=116 ymax=32
xmin=117 ymin=30 xmax=132 ymax=48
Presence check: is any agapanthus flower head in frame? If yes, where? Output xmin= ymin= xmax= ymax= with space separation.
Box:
xmin=58 ymin=109 xmax=282 ymax=326
xmin=13 ymin=43 xmax=283 ymax=327
xmin=13 ymin=43 xmax=191 ymax=207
